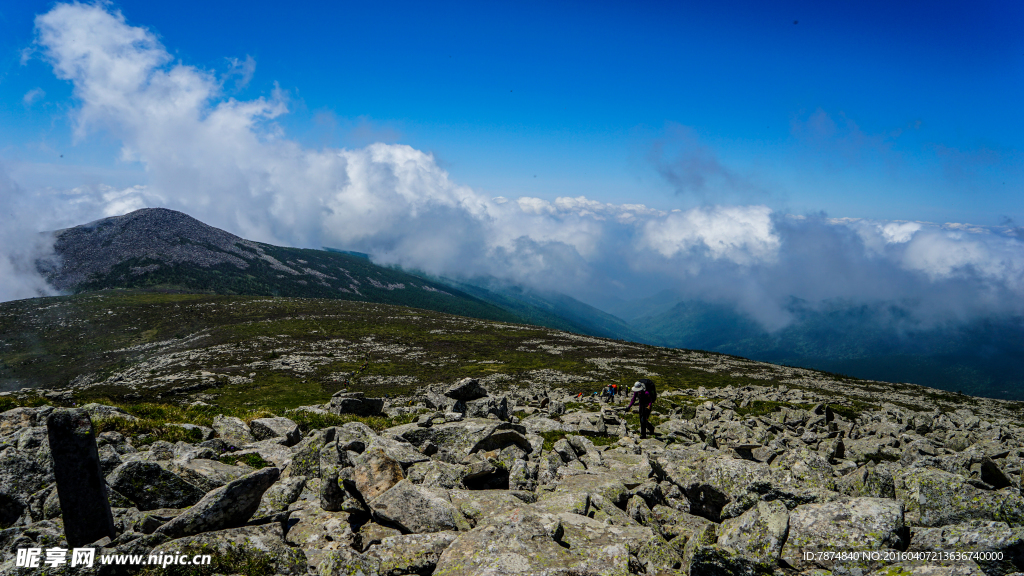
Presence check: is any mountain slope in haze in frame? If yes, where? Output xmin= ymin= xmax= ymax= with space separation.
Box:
xmin=45 ymin=208 xmax=521 ymax=323
xmin=437 ymin=278 xmax=646 ymax=343
xmin=633 ymin=296 xmax=1024 ymax=400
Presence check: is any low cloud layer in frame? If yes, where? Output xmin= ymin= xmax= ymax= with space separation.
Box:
xmin=2 ymin=2 xmax=1021 ymax=333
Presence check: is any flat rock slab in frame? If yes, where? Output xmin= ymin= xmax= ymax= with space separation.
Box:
xmin=369 ymin=479 xmax=470 ymax=534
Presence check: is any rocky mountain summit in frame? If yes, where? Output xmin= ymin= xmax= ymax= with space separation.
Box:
xmin=3 ymin=377 xmax=1024 ymax=575
xmin=41 ymin=209 xmax=515 ymax=323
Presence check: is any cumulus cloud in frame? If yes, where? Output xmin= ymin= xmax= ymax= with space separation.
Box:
xmin=4 ymin=2 xmax=1022 ymax=333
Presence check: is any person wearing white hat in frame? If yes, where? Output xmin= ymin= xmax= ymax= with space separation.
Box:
xmin=621 ymin=379 xmax=656 ymax=439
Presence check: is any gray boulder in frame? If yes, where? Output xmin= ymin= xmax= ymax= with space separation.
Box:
xmin=556 ymin=511 xmax=684 ymax=574
xmin=288 ymin=426 xmax=335 ymax=478
xmin=406 ymin=460 xmax=468 ymax=489
xmin=896 ymin=467 xmax=1024 ymax=527
xmin=353 ymin=447 xmax=405 ymax=501
xmin=463 ymin=395 xmax=509 ymax=420
xmin=249 ymin=416 xmax=301 ymax=446
xmin=106 ymin=461 xmax=204 ymax=511
xmin=782 ymin=497 xmax=907 ymax=572
xmin=366 ymin=531 xmax=460 ymax=575
xmin=149 ymin=522 xmax=306 ymax=576
xmin=433 ymin=508 xmax=579 ymax=576
xmin=170 ymin=458 xmax=251 ymax=493
xmin=156 ymin=466 xmax=280 ymax=538
xmin=443 ymin=377 xmax=488 ymax=401
xmin=284 ymin=505 xmax=356 ymax=569
xmin=395 ymin=418 xmax=531 ymax=464
xmin=716 ymin=500 xmax=789 ymax=573
xmin=329 ymin=391 xmax=384 ymax=416
xmin=368 ymin=479 xmax=470 ymax=533
xmin=909 ymin=520 xmax=1024 ymax=574
xmin=837 ymin=465 xmax=896 ymax=499
xmin=212 ymin=414 xmax=255 ymax=445
xmin=254 ymin=475 xmax=306 ymax=519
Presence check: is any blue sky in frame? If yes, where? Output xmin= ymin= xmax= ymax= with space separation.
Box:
xmin=0 ymin=1 xmax=1022 ymax=325
xmin=2 ymin=0 xmax=1021 ymax=224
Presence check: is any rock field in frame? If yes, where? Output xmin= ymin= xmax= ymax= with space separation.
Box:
xmin=2 ymin=376 xmax=1024 ymax=575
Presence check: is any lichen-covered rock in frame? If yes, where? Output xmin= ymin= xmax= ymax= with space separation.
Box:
xmin=249 ymin=416 xmax=301 ymax=446
xmin=156 ymin=466 xmax=280 ymax=538
xmin=782 ymin=497 xmax=907 ymax=572
xmin=716 ymin=500 xmax=789 ymax=572
xmin=287 ymin=427 xmax=335 ymax=478
xmin=464 ymin=395 xmax=509 ymax=420
xmin=556 ymin=511 xmax=684 ymax=575
xmin=369 ymin=480 xmax=470 ymax=534
xmin=520 ymin=415 xmax=567 ymax=435
xmin=364 ymin=434 xmax=430 ymax=469
xmin=677 ymin=455 xmax=836 ymax=521
xmin=0 ymin=406 xmax=54 ymax=435
xmin=551 ymin=473 xmax=630 ymax=509
xmin=837 ymin=464 xmax=897 ymax=499
xmin=211 ymin=414 xmax=255 ymax=445
xmin=353 ymin=448 xmax=405 ymax=501
xmin=367 ymin=531 xmax=459 ymax=575
xmin=559 ymin=411 xmax=606 ymax=436
xmin=149 ymin=523 xmax=306 ymax=576
xmin=285 ymin=505 xmax=357 ymax=569
xmin=896 ymin=467 xmax=1024 ymax=527
xmin=433 ymin=508 xmax=579 ymax=576
xmin=532 ymin=489 xmax=590 ymax=517
xmin=770 ymin=447 xmax=837 ymax=492
xmin=908 ymin=520 xmax=1024 ymax=574
xmin=406 ymin=459 xmax=468 ymax=489
xmin=106 ymin=461 xmax=204 ymax=511
xmin=357 ymin=521 xmax=402 ymax=552
xmin=449 ymin=489 xmax=534 ymax=526
xmin=0 ymin=448 xmax=52 ymax=506
xmin=254 ymin=474 xmax=306 ymax=519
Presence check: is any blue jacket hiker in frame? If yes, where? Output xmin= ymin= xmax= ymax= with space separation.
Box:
xmin=622 ymin=379 xmax=657 ymax=439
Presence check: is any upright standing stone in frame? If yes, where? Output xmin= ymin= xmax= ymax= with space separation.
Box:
xmin=46 ymin=408 xmax=116 ymax=547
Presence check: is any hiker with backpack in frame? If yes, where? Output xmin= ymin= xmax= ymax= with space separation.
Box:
xmin=620 ymin=379 xmax=657 ymax=439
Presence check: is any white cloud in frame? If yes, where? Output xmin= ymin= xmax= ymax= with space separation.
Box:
xmin=641 ymin=205 xmax=779 ymax=264
xmin=22 ymin=88 xmax=45 ymax=106
xmin=5 ymin=2 xmax=1023 ymax=332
